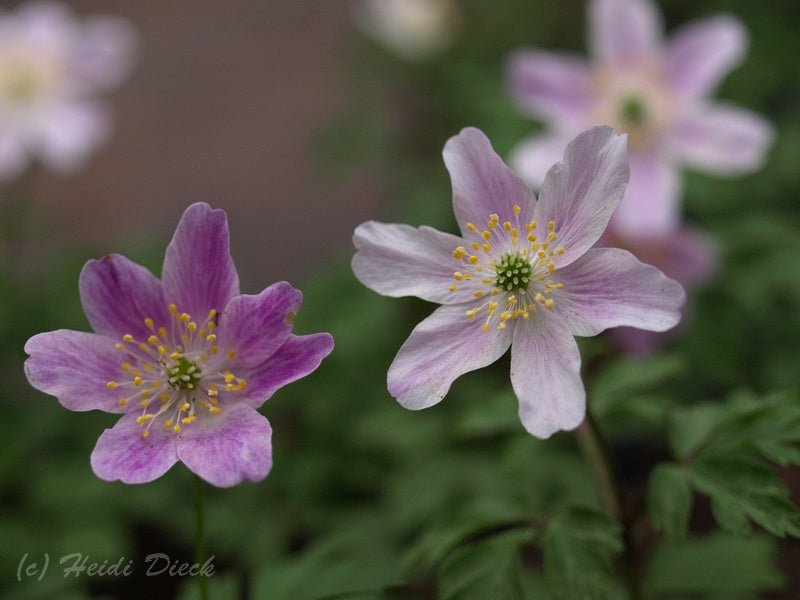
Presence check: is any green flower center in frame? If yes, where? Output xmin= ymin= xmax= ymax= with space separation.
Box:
xmin=167 ymin=356 xmax=202 ymax=390
xmin=619 ymin=95 xmax=648 ymax=128
xmin=494 ymin=252 xmax=532 ymax=292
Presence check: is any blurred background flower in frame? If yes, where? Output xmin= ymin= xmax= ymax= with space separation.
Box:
xmin=0 ymin=1 xmax=136 ymax=180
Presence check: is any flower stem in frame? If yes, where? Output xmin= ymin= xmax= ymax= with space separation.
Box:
xmin=193 ymin=475 xmax=209 ymax=600
xmin=575 ymin=409 xmax=642 ymax=600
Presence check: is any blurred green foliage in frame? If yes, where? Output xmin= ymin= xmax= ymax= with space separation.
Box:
xmin=2 ymin=0 xmax=800 ymax=598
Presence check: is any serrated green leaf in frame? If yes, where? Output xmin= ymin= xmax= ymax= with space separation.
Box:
xmin=645 ymin=534 xmax=783 ymax=596
xmin=689 ymin=456 xmax=800 ymax=537
xmin=647 ymin=463 xmax=691 ymax=539
xmin=437 ymin=529 xmax=531 ymax=600
xmin=542 ymin=507 xmax=623 ymax=600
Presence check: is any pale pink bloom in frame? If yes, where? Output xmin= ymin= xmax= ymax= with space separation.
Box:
xmin=507 ymin=0 xmax=774 ymax=238
xmin=0 ymin=1 xmax=136 ymax=180
xmin=352 ymin=127 xmax=685 ymax=438
xmin=353 ymin=0 xmax=460 ymax=61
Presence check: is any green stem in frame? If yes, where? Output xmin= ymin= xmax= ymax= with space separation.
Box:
xmin=193 ymin=475 xmax=209 ymax=600
xmin=575 ymin=409 xmax=641 ymax=600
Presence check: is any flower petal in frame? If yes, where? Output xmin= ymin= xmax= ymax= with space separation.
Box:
xmin=609 ymin=152 xmax=680 ymax=237
xmin=217 ymin=282 xmax=303 ymax=368
xmin=509 ymin=131 xmax=573 ymax=189
xmin=71 ymin=16 xmax=138 ymax=90
xmin=387 ymin=304 xmax=513 ymax=410
xmin=589 ymin=0 xmax=662 ymax=64
xmin=24 ymin=330 xmax=128 ymax=413
xmin=37 ymin=102 xmax=110 ymax=173
xmin=176 ymin=404 xmax=272 ymax=487
xmin=511 ymin=311 xmax=585 ymax=438
xmin=162 ymin=203 xmax=240 ymax=319
xmin=506 ymin=50 xmax=593 ymax=124
xmin=242 ymin=333 xmax=335 ymax=408
xmin=670 ymin=103 xmax=774 ymax=174
xmin=0 ymin=132 xmax=27 ymax=181
xmin=80 ymin=254 xmax=168 ymax=339
xmin=534 ymin=126 xmax=629 ymax=266
xmin=555 ymin=248 xmax=685 ymax=337
xmin=91 ymin=413 xmax=179 ymax=484
xmin=666 ymin=15 xmax=746 ymax=100
xmin=443 ymin=127 xmax=535 ymax=236
xmin=352 ymin=221 xmax=480 ymax=304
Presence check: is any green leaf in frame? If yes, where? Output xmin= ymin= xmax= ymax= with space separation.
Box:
xmin=437 ymin=529 xmax=531 ymax=600
xmin=542 ymin=507 xmax=623 ymax=600
xmin=647 ymin=463 xmax=691 ymax=539
xmin=689 ymin=456 xmax=800 ymax=538
xmin=645 ymin=534 xmax=783 ymax=597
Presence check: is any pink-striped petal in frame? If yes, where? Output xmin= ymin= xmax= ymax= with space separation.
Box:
xmin=511 ymin=312 xmax=585 ymax=438
xmin=555 ymin=248 xmax=685 ymax=337
xmin=533 ymin=126 xmax=629 ymax=266
xmin=388 ymin=304 xmax=513 ymax=410
xmin=443 ymin=128 xmax=535 ymax=236
xmin=352 ymin=221 xmax=481 ymax=304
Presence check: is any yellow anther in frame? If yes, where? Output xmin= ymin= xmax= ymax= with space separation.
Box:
xmin=170 ymin=352 xmax=181 ymax=360
xmin=482 ymin=324 xmax=491 ymax=333
xmin=466 ymin=222 xmax=477 ymax=231
xmin=497 ymin=322 xmax=507 ymax=331
xmin=188 ymin=322 xmax=197 ymax=332
xmin=208 ymin=309 xmax=217 ymax=319
xmin=210 ymin=346 xmax=219 ymax=355
xmin=522 ymin=311 xmax=530 ymax=320
xmin=227 ymin=350 xmax=236 ymax=359
xmin=206 ymin=334 xmax=217 ymax=344
xmin=141 ymin=390 xmax=151 ymax=398
xmin=142 ymin=430 xmax=150 ymax=439
xmin=452 ymin=246 xmax=467 ymax=259
xmin=209 ymin=406 xmax=223 ymax=415
xmin=173 ymin=424 xmax=182 ymax=433
xmin=548 ymin=232 xmax=557 ymax=241
xmin=528 ymin=234 xmax=537 ymax=242
xmin=207 ymin=388 xmax=218 ymax=396
xmin=453 ymin=272 xmax=464 ymax=281
xmin=513 ymin=204 xmax=521 ymax=216
xmin=148 ymin=335 xmax=158 ymax=346
xmin=473 ymin=291 xmax=484 ymax=298
xmin=138 ymin=344 xmax=148 ymax=352
xmin=482 ymin=243 xmax=492 ymax=252
xmin=160 ymin=394 xmax=171 ymax=402
xmin=114 ymin=343 xmax=125 ymax=351
xmin=463 ymin=272 xmax=472 ymax=280
xmin=471 ymin=242 xmax=481 ymax=250
xmin=121 ymin=363 xmax=131 ymax=371
xmin=140 ymin=398 xmax=149 ymax=408
xmin=137 ymin=415 xmax=154 ymax=425
xmin=181 ymin=402 xmax=190 ymax=412
xmin=468 ymin=255 xmax=479 ymax=264
xmin=107 ymin=381 xmax=117 ymax=391
xmin=224 ymin=372 xmax=235 ymax=383
xmin=122 ymin=334 xmax=134 ymax=343
xmin=164 ymin=420 xmax=173 ymax=429
xmin=482 ymin=230 xmax=491 ymax=241
xmin=542 ymin=242 xmax=550 ymax=250
xmin=527 ymin=220 xmax=538 ymax=231
xmin=535 ymin=293 xmax=545 ymax=303
xmin=488 ymin=220 xmax=496 ymax=229
xmin=547 ymin=220 xmax=555 ymax=231
xmin=134 ymin=376 xmax=143 ymax=387
xmin=555 ymin=283 xmax=564 ymax=289
xmin=466 ymin=308 xmax=479 ymax=318
xmin=208 ymin=322 xmax=216 ymax=330
xmin=557 ymin=247 xmax=565 ymax=255
xmin=118 ymin=398 xmax=127 ymax=407
xmin=503 ymin=221 xmax=512 ymax=232
xmin=179 ymin=313 xmax=191 ymax=323
xmin=545 ymin=299 xmax=555 ymax=309
xmin=168 ymin=304 xmax=177 ymax=314
xmin=144 ymin=318 xmax=154 ymax=329
xmin=157 ymin=345 xmax=166 ymax=355
xmin=449 ymin=284 xmax=458 ymax=292
xmin=158 ymin=327 xmax=168 ymax=338
xmin=490 ymin=213 xmax=499 ymax=222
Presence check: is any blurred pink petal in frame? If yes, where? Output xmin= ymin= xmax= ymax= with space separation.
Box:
xmin=589 ymin=0 xmax=662 ymax=64
xmin=37 ymin=101 xmax=110 ymax=172
xmin=610 ymin=153 xmax=681 ymax=237
xmin=507 ymin=50 xmax=593 ymax=124
xmin=670 ymin=103 xmax=775 ymax=174
xmin=666 ymin=15 xmax=746 ymax=100
xmin=72 ymin=16 xmax=138 ymax=90
xmin=509 ymin=130 xmax=572 ymax=188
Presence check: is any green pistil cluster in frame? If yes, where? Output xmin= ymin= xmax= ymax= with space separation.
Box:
xmin=167 ymin=355 xmax=202 ymax=390
xmin=495 ymin=252 xmax=531 ymax=292
xmin=619 ymin=95 xmax=648 ymax=127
